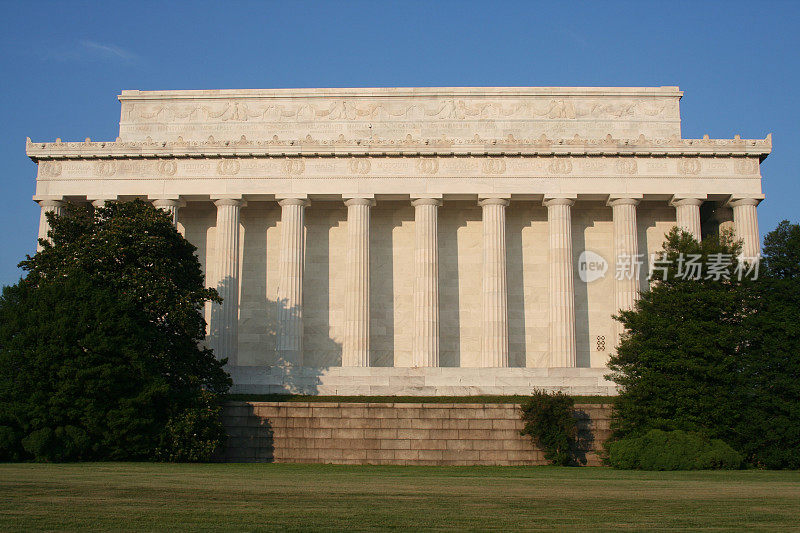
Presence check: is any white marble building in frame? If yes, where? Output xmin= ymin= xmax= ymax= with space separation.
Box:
xmin=28 ymin=87 xmax=769 ymax=395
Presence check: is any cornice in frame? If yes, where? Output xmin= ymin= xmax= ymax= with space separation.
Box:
xmin=26 ymin=134 xmax=772 ymax=162
xmin=118 ymin=86 xmax=683 ymax=101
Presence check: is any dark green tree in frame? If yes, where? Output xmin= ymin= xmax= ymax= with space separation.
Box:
xmin=735 ymin=221 xmax=800 ymax=468
xmin=608 ymin=224 xmax=800 ymax=468
xmin=0 ymin=200 xmax=230 ymax=461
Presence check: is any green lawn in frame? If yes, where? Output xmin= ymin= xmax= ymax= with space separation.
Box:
xmin=2 ymin=463 xmax=799 ymax=531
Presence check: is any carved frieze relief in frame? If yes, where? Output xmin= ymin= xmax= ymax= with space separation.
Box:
xmin=615 ymin=158 xmax=637 ymax=175
xmin=217 ymin=159 xmax=241 ymax=176
xmin=348 ymin=158 xmax=371 ymax=175
xmin=482 ymin=158 xmax=506 ymax=175
xmin=157 ymin=159 xmax=177 ymax=176
xmin=414 ymin=158 xmax=439 ymax=175
xmin=548 ymin=158 xmax=573 ymax=175
xmin=677 ymin=158 xmax=702 ymax=176
xmin=35 ymin=155 xmax=762 ymax=182
xmin=734 ymin=158 xmax=759 ymax=175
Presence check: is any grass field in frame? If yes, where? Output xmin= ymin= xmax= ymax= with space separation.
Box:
xmin=2 ymin=463 xmax=799 ymax=531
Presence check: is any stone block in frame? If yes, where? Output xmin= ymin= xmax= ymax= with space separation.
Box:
xmin=381 ymin=439 xmax=411 ymax=450
xmin=393 ymin=449 xmax=420 ymax=461
xmin=442 ymin=450 xmax=480 ymax=461
xmin=411 ymin=418 xmax=443 ymax=430
xmin=445 ymin=439 xmax=473 ymax=451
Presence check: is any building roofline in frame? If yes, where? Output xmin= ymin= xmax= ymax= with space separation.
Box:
xmin=118 ymin=86 xmax=683 ymax=101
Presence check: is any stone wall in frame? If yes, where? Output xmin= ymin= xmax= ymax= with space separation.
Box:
xmin=220 ymin=401 xmax=613 ymax=466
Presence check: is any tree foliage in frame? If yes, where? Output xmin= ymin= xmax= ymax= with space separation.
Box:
xmin=608 ymin=224 xmax=800 ymax=469
xmin=0 ymin=200 xmax=230 ymax=461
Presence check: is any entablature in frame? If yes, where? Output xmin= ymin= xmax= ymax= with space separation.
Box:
xmin=26 ymin=134 xmax=772 ymax=161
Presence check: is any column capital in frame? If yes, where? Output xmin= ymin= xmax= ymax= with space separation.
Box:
xmin=212 ymin=197 xmax=246 ymax=207
xmin=278 ymin=198 xmax=310 ymax=207
xmin=151 ymin=198 xmax=185 ymax=208
xmin=344 ymin=197 xmax=375 ymax=207
xmin=478 ymin=197 xmax=510 ymax=207
xmin=607 ymin=194 xmax=642 ymax=207
xmin=37 ymin=198 xmax=66 ymax=209
xmin=412 ymin=197 xmax=443 ymax=207
xmin=670 ymin=194 xmax=706 ymax=207
xmin=727 ymin=195 xmax=764 ymax=208
xmin=33 ymin=195 xmax=65 ymax=204
xmin=543 ymin=196 xmax=576 ymax=208
xmin=89 ymin=198 xmax=115 ymax=209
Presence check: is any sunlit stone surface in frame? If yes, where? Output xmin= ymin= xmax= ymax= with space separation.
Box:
xmin=27 ymin=86 xmax=769 ymax=395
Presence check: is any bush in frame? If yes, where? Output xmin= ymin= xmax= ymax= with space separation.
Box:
xmin=155 ymin=391 xmax=227 ymax=462
xmin=606 ymin=430 xmax=742 ymax=470
xmin=519 ymin=390 xmax=580 ymax=466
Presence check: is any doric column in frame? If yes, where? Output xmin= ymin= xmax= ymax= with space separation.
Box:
xmin=342 ymin=197 xmax=374 ymax=367
xmin=729 ymin=197 xmax=761 ymax=259
xmin=210 ymin=198 xmax=243 ymax=366
xmin=609 ymin=196 xmax=640 ymax=344
xmin=411 ymin=197 xmax=442 ymax=367
xmin=544 ymin=196 xmax=577 ymax=368
xmin=276 ymin=198 xmax=308 ymax=366
xmin=671 ymin=196 xmax=704 ymax=241
xmin=36 ymin=198 xmax=66 ymax=250
xmin=152 ymin=198 xmax=181 ymax=227
xmin=479 ymin=197 xmax=509 ymax=367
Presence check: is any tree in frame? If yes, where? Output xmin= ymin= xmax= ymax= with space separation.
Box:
xmin=736 ymin=221 xmax=800 ymax=468
xmin=607 ymin=224 xmax=800 ymax=468
xmin=0 ymin=200 xmax=230 ymax=461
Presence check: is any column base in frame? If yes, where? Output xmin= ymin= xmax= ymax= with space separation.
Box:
xmin=229 ymin=366 xmax=616 ymax=396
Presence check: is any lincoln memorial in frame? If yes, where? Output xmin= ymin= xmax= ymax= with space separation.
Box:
xmin=27 ymin=87 xmax=769 ymax=395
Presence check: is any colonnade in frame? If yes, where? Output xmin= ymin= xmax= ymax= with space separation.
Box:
xmin=35 ymin=194 xmax=762 ymax=368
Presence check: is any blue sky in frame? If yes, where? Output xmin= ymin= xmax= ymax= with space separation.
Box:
xmin=1 ymin=0 xmax=798 ymax=287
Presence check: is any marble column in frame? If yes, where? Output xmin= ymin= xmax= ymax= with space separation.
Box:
xmin=342 ymin=197 xmax=374 ymax=367
xmin=544 ymin=197 xmax=577 ymax=368
xmin=672 ymin=197 xmax=703 ymax=241
xmin=730 ymin=198 xmax=761 ymax=259
xmin=37 ymin=198 xmax=66 ymax=250
xmin=412 ymin=198 xmax=441 ymax=367
xmin=152 ymin=198 xmax=181 ymax=227
xmin=210 ymin=198 xmax=243 ymax=366
xmin=479 ymin=198 xmax=509 ymax=368
xmin=609 ymin=197 xmax=640 ymax=344
xmin=276 ymin=198 xmax=308 ymax=365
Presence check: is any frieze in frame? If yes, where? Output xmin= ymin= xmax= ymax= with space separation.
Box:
xmin=734 ymin=158 xmax=759 ymax=175
xmin=120 ymin=97 xmax=676 ymax=125
xmin=116 ymin=88 xmax=684 ymax=142
xmin=34 ymin=155 xmax=756 ymax=182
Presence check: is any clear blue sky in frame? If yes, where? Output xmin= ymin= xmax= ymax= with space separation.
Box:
xmin=1 ymin=0 xmax=798 ymax=287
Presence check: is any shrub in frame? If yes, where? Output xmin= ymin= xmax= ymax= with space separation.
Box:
xmin=155 ymin=391 xmax=227 ymax=462
xmin=606 ymin=429 xmax=742 ymax=470
xmin=519 ymin=390 xmax=579 ymax=466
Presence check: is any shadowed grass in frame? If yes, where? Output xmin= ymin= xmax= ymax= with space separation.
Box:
xmin=226 ymin=394 xmax=614 ymax=404
xmin=2 ymin=463 xmax=799 ymax=531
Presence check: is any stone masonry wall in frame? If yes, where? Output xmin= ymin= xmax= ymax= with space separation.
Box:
xmin=220 ymin=401 xmax=613 ymax=466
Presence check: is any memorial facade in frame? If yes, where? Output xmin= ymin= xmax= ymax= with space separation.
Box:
xmin=27 ymin=87 xmax=770 ymax=395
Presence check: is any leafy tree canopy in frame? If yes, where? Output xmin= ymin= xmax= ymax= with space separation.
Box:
xmin=0 ymin=200 xmax=230 ymax=461
xmin=608 ymin=224 xmax=800 ymax=469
